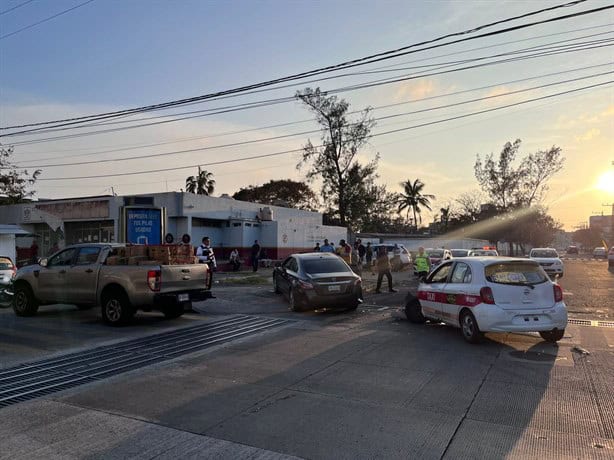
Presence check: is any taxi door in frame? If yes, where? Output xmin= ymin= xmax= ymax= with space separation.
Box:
xmin=418 ymin=261 xmax=453 ymax=320
xmin=440 ymin=262 xmax=474 ymax=327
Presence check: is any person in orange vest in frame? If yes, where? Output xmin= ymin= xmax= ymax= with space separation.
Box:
xmin=336 ymin=239 xmax=352 ymax=264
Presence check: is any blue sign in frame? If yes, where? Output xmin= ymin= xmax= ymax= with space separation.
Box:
xmin=126 ymin=208 xmax=162 ymax=245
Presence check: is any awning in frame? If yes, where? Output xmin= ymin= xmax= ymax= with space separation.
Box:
xmin=0 ymin=224 xmax=30 ymax=235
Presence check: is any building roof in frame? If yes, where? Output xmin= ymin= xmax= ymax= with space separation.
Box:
xmin=0 ymin=224 xmax=30 ymax=235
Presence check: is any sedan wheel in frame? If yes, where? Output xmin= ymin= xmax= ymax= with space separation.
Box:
xmin=460 ymin=310 xmax=482 ymax=344
xmin=288 ymin=288 xmax=305 ymax=312
xmin=273 ymin=274 xmax=280 ymax=294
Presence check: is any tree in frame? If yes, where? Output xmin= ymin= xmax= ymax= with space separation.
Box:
xmin=573 ymin=227 xmax=603 ymax=250
xmin=232 ymin=179 xmax=318 ymax=210
xmin=439 ymin=206 xmax=450 ymax=233
xmin=185 ymin=167 xmax=215 ymax=195
xmin=0 ymin=144 xmax=41 ymax=204
xmin=395 ymin=178 xmax=435 ymax=229
xmin=474 ymin=139 xmax=564 ymax=210
xmin=296 ymin=87 xmax=377 ymax=228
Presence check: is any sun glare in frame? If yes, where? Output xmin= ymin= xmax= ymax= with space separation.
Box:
xmin=595 ymin=171 xmax=614 ymax=194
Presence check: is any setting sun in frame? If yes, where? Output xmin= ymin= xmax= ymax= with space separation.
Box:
xmin=595 ymin=171 xmax=614 ymax=194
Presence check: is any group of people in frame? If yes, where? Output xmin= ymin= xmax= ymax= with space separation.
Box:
xmin=195 ymin=237 xmax=265 ymax=274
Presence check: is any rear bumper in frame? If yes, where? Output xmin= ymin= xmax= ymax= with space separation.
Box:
xmin=473 ymin=302 xmax=568 ymax=333
xmin=302 ymin=289 xmax=362 ymax=308
xmin=153 ymin=289 xmax=213 ymax=308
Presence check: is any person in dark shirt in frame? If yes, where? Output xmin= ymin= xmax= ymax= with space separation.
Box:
xmin=251 ymin=240 xmax=261 ymax=272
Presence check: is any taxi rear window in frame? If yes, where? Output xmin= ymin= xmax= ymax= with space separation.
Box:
xmin=484 ymin=261 xmax=548 ymax=285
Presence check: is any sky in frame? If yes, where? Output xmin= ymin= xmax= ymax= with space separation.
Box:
xmin=1 ymin=0 xmax=613 ymax=231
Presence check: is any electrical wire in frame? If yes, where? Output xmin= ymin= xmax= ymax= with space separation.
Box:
xmin=1 ymin=0 xmax=599 ymax=130
xmin=0 ymin=0 xmax=34 ymax=16
xmin=0 ymin=0 xmax=96 ymax=40
xmin=6 ymin=38 xmax=611 ymax=145
xmin=35 ymin=79 xmax=613 ymax=181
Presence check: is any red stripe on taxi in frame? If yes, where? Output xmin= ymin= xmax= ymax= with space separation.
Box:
xmin=418 ymin=290 xmax=481 ymax=307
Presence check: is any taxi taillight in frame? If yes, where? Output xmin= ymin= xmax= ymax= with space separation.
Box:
xmin=480 ymin=287 xmax=495 ymax=305
xmin=147 ymin=270 xmax=161 ymax=292
xmin=553 ymin=284 xmax=563 ymax=302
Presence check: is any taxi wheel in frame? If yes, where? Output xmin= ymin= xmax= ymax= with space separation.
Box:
xmin=405 ymin=297 xmax=425 ymax=323
xmin=460 ymin=310 xmax=482 ymax=344
xmin=539 ymin=329 xmax=565 ymax=343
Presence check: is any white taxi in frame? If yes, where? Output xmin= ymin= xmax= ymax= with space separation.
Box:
xmin=405 ymin=257 xmax=567 ymax=344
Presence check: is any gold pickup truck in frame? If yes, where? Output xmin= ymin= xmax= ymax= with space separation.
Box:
xmin=11 ymin=243 xmax=211 ymax=325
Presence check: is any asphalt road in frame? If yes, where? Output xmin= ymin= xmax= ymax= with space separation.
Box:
xmin=1 ymin=260 xmax=613 ymax=459
xmin=558 ymin=258 xmax=613 ymax=319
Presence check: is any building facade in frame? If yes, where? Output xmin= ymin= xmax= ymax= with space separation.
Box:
xmin=0 ymin=192 xmax=347 ymax=264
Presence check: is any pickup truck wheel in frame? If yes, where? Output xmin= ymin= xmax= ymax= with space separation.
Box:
xmin=101 ymin=291 xmax=134 ymax=326
xmin=13 ymin=284 xmax=39 ymax=317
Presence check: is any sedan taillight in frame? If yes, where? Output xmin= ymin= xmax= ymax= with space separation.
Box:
xmin=553 ymin=284 xmax=563 ymax=302
xmin=147 ymin=269 xmax=161 ymax=292
xmin=480 ymin=287 xmax=495 ymax=305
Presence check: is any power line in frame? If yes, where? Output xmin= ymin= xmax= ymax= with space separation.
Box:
xmin=0 ymin=0 xmax=95 ymax=40
xmin=0 ymin=0 xmax=34 ymax=16
xmin=7 ymin=38 xmax=611 ymax=145
xmin=22 ymin=70 xmax=613 ymax=169
xmin=14 ymin=60 xmax=613 ymax=162
xmin=36 ymin=79 xmax=613 ymax=181
xmin=1 ymin=0 xmax=598 ymax=129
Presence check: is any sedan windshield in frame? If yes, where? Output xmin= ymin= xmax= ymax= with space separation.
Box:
xmin=531 ymin=250 xmax=558 ymax=258
xmin=302 ymin=258 xmax=350 ymax=274
xmin=485 ymin=262 xmax=548 ymax=285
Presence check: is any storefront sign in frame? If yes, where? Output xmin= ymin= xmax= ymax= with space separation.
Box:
xmin=126 ymin=208 xmax=162 ymax=245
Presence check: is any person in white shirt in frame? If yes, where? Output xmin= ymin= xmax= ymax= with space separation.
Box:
xmin=229 ymin=248 xmax=241 ymax=271
xmin=196 ymin=236 xmax=216 ymax=288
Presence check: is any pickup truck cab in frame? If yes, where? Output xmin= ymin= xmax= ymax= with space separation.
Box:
xmin=12 ymin=243 xmax=211 ymax=325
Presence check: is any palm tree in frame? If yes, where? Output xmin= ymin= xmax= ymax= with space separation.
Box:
xmin=396 ymin=178 xmax=435 ymax=230
xmin=185 ymin=167 xmax=215 ymax=195
xmin=440 ymin=206 xmax=450 ymax=232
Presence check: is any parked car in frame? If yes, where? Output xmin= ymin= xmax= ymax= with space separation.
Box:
xmin=609 ymin=246 xmax=614 ymax=268
xmin=0 ymin=255 xmax=16 ymax=307
xmin=425 ymin=248 xmax=452 ymax=268
xmin=11 ymin=244 xmax=212 ymax=325
xmin=370 ymin=244 xmax=412 ymax=271
xmin=468 ymin=249 xmax=499 ymax=257
xmin=566 ymin=245 xmax=579 ymax=255
xmin=529 ymin=247 xmax=564 ymax=279
xmin=450 ymin=249 xmax=470 ymax=258
xmin=593 ymin=247 xmax=607 ymax=259
xmin=273 ymin=252 xmax=362 ymax=311
xmin=405 ymin=257 xmax=567 ymax=344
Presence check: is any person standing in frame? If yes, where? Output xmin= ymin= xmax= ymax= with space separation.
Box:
xmin=251 ymin=240 xmax=261 ymax=272
xmin=196 ymin=236 xmax=216 ymax=290
xmin=313 ymin=242 xmax=321 ymax=252
xmin=375 ymin=246 xmax=397 ymax=293
xmin=365 ymin=242 xmax=373 ymax=269
xmin=320 ymin=239 xmax=334 ymax=253
xmin=336 ymin=239 xmax=352 ymax=265
xmin=229 ymin=248 xmax=241 ymax=271
xmin=415 ymin=246 xmax=430 ymax=281
xmin=357 ymin=239 xmax=366 ymax=266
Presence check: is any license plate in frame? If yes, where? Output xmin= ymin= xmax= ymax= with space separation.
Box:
xmin=328 ymin=285 xmax=341 ymax=292
xmin=178 ymin=293 xmax=189 ymax=302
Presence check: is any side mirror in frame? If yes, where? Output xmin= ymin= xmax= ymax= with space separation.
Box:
xmin=39 ymin=258 xmax=48 ymax=267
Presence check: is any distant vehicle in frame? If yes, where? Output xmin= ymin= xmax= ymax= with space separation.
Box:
xmin=468 ymin=249 xmax=499 ymax=257
xmin=11 ymin=244 xmax=211 ymax=325
xmin=450 ymin=249 xmax=470 ymax=258
xmin=529 ymin=248 xmax=564 ymax=279
xmin=593 ymin=247 xmax=607 ymax=259
xmin=370 ymin=244 xmax=412 ymax=271
xmin=608 ymin=247 xmax=614 ymax=268
xmin=425 ymin=248 xmax=452 ymax=268
xmin=273 ymin=252 xmax=362 ymax=312
xmin=566 ymin=245 xmax=579 ymax=255
xmin=405 ymin=257 xmax=567 ymax=343
xmin=0 ymin=256 xmax=16 ymax=306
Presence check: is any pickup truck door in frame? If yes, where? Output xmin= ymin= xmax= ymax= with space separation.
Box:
xmin=37 ymin=248 xmax=78 ymax=303
xmin=63 ymin=246 xmax=102 ymax=305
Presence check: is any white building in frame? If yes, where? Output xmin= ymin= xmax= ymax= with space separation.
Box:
xmin=0 ymin=192 xmax=347 ymax=264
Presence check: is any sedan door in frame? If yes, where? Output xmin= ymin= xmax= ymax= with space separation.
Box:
xmin=63 ymin=246 xmax=101 ymax=305
xmin=37 ymin=248 xmax=78 ymax=303
xmin=418 ymin=261 xmax=453 ymax=320
xmin=440 ymin=262 xmax=475 ymax=326
xmin=278 ymin=257 xmax=296 ymax=295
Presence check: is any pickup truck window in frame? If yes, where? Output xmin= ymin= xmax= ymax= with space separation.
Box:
xmin=76 ymin=247 xmax=101 ymax=265
xmin=48 ymin=248 xmax=77 ymax=267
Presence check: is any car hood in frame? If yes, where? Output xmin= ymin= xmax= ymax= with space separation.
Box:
xmin=530 ymin=257 xmax=562 ymax=264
